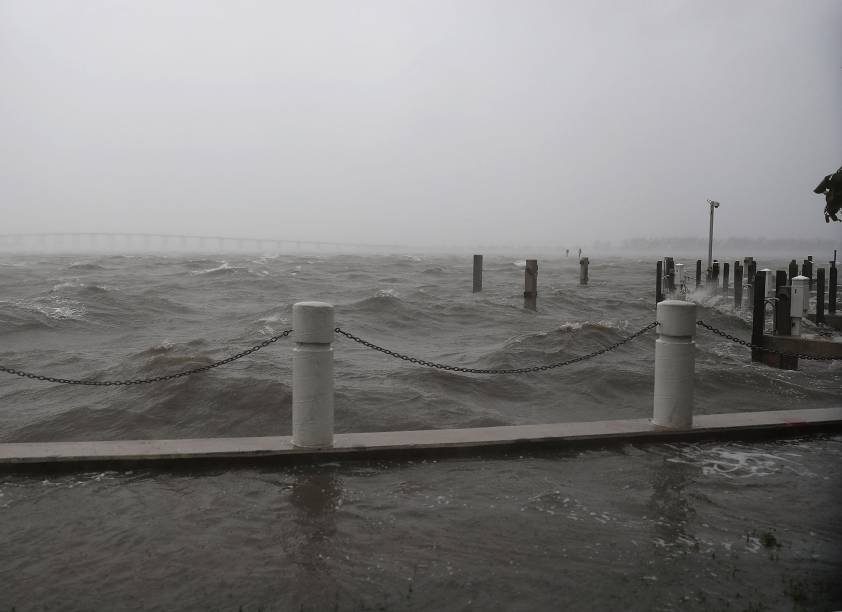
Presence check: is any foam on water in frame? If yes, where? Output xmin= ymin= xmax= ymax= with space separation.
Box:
xmin=15 ymin=296 xmax=87 ymax=321
xmin=664 ymin=442 xmax=817 ymax=479
xmin=190 ymin=261 xmax=250 ymax=275
xmin=375 ymin=288 xmax=401 ymax=299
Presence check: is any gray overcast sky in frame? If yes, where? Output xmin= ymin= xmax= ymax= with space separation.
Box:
xmin=1 ymin=0 xmax=840 ymax=247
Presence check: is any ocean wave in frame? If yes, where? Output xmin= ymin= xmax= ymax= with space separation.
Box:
xmin=128 ymin=340 xmax=217 ymax=373
xmin=52 ymin=280 xmax=112 ymax=295
xmin=557 ymin=320 xmax=631 ymax=333
xmin=190 ymin=261 xmax=250 ymax=276
xmin=8 ymin=297 xmax=88 ymax=323
xmin=4 ymin=375 xmax=292 ymax=442
xmin=344 ymin=289 xmax=405 ymax=312
xmin=66 ymin=262 xmax=107 ymax=271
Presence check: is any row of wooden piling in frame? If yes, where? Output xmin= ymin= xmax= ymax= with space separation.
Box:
xmin=748 ymin=267 xmax=842 ymax=369
xmin=656 ymin=253 xmax=841 ymax=370
xmin=471 ymin=255 xmax=590 ymax=309
xmin=656 ymin=256 xmax=838 ymax=317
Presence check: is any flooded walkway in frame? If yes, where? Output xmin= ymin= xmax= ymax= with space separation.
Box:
xmin=2 ymin=435 xmax=840 ymax=611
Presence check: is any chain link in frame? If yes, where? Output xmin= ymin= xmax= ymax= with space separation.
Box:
xmin=334 ymin=322 xmax=658 ymax=375
xmin=0 ymin=330 xmax=293 ymax=386
xmin=695 ymin=320 xmax=840 ymax=361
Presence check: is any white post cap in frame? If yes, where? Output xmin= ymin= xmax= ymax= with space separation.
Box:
xmin=656 ymin=300 xmax=697 ymax=337
xmin=293 ymin=301 xmax=335 ymax=344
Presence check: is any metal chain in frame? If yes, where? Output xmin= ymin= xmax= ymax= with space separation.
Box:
xmin=0 ymin=330 xmax=293 ymax=386
xmin=334 ymin=322 xmax=658 ymax=375
xmin=695 ymin=320 xmax=839 ymax=361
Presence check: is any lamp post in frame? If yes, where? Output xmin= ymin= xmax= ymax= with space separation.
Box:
xmin=707 ymin=199 xmax=720 ymax=279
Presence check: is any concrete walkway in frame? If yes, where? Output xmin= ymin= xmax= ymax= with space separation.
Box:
xmin=1 ymin=407 xmax=840 ymax=471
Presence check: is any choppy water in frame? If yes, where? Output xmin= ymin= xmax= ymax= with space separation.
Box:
xmin=1 ymin=252 xmax=840 ymax=610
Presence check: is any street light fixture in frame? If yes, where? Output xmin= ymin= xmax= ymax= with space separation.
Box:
xmin=707 ymin=199 xmax=720 ymax=279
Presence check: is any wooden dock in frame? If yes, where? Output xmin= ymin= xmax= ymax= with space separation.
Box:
xmin=1 ymin=407 xmax=840 ymax=472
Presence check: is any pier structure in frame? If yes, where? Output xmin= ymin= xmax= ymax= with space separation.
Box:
xmin=656 ymin=253 xmax=842 ymax=369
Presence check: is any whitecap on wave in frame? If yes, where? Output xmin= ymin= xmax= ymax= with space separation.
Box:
xmin=190 ymin=261 xmax=249 ymax=275
xmin=375 ymin=288 xmax=401 ymax=299
xmin=15 ymin=296 xmax=87 ymax=321
xmin=557 ymin=319 xmax=630 ymax=332
xmin=664 ymin=443 xmax=816 ymax=479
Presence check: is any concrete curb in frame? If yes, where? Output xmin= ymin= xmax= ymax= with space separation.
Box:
xmin=1 ymin=407 xmax=840 ymax=473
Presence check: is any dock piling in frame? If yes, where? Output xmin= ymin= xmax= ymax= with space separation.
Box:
xmin=816 ymin=268 xmax=826 ymax=325
xmin=472 ymin=254 xmax=483 ymax=293
xmin=788 ymin=260 xmax=798 ymax=283
xmin=524 ymin=259 xmax=538 ymax=310
xmin=734 ymin=262 xmax=743 ymax=310
xmin=579 ymin=257 xmax=589 ymax=286
xmin=665 ymin=257 xmax=675 ymax=293
xmin=802 ymin=259 xmax=813 ymax=291
xmin=656 ymin=260 xmax=664 ymax=305
xmin=751 ymin=271 xmax=766 ymax=363
xmin=762 ymin=269 xmax=775 ymax=300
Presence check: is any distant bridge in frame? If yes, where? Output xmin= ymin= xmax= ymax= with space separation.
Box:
xmin=0 ymin=232 xmax=410 ymax=254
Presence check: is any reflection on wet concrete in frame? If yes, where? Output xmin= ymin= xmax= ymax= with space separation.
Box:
xmin=288 ymin=467 xmax=342 ymax=576
xmin=648 ymin=454 xmax=697 ymax=550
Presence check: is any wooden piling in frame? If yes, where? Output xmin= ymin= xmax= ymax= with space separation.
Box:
xmin=829 ymin=262 xmax=837 ymax=314
xmin=579 ymin=257 xmax=589 ymax=286
xmin=695 ymin=260 xmax=702 ymax=289
xmin=774 ymin=285 xmax=790 ymax=335
xmin=722 ymin=262 xmax=730 ymax=294
xmin=774 ymin=271 xmax=787 ymax=332
xmin=656 ymin=260 xmax=664 ymax=304
xmin=816 ymin=268 xmax=825 ymax=325
xmin=664 ymin=257 xmax=675 ymax=294
xmin=802 ymin=259 xmax=813 ymax=291
xmin=472 ymin=254 xmax=483 ymax=293
xmin=745 ymin=258 xmax=756 ymax=312
xmin=524 ymin=259 xmax=537 ymax=310
xmin=734 ymin=262 xmax=743 ymax=310
xmin=772 ymin=285 xmax=798 ymax=370
xmin=788 ymin=260 xmax=798 ymax=282
xmin=712 ymin=260 xmax=720 ymax=291
xmin=750 ymin=271 xmax=766 ymax=363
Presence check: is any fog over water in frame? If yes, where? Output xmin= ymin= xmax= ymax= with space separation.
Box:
xmin=1 ymin=1 xmax=840 ymax=249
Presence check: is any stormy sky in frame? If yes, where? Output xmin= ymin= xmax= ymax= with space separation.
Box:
xmin=1 ymin=0 xmax=840 ymax=249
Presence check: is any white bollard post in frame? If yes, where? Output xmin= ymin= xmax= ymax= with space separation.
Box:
xmin=653 ymin=300 xmax=696 ymax=430
xmin=675 ymin=263 xmax=685 ymax=296
xmin=292 ymin=301 xmax=335 ymax=448
xmin=790 ymin=275 xmax=808 ymax=337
